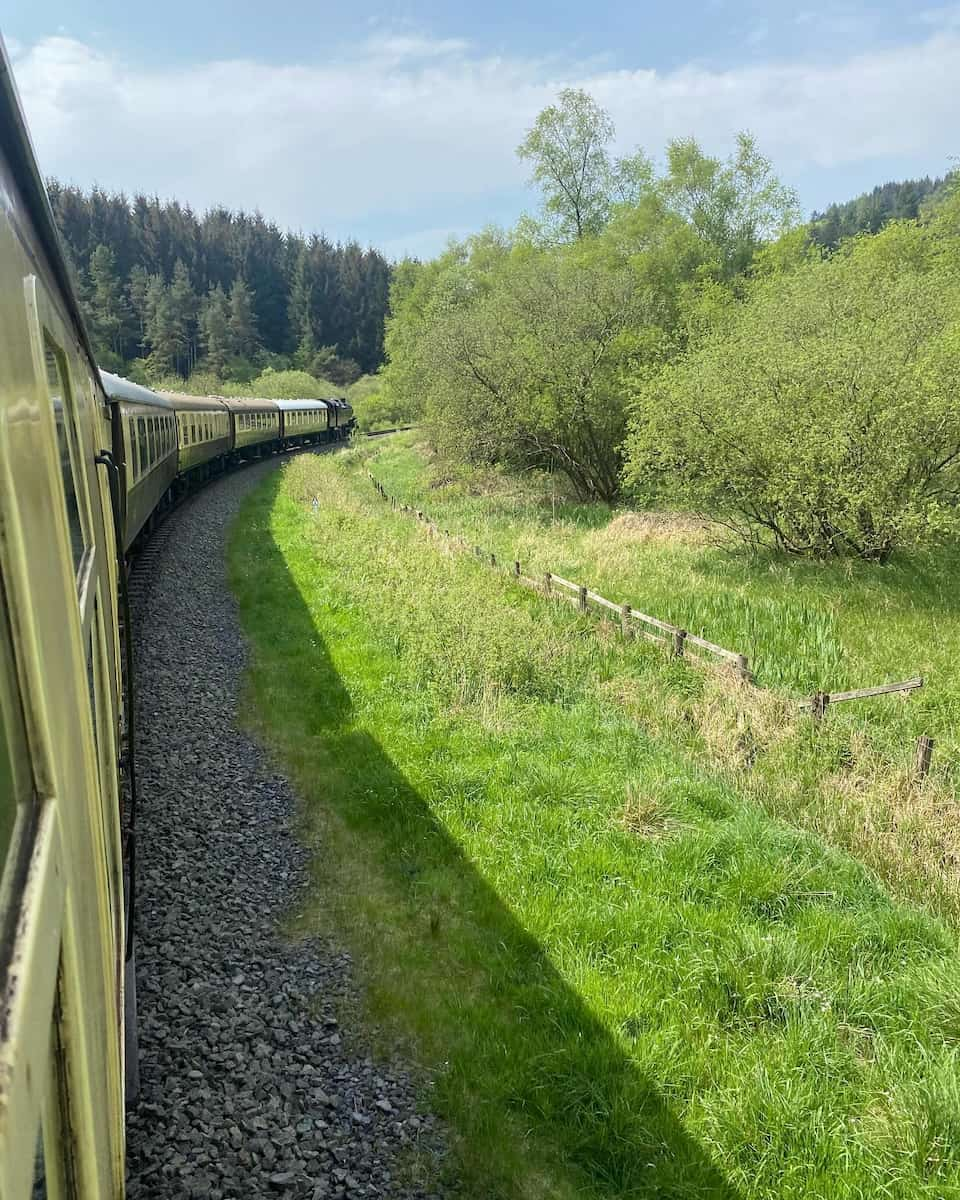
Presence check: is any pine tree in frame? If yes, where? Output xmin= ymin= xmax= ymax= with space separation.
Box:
xmin=199 ymin=284 xmax=231 ymax=376
xmin=127 ymin=264 xmax=151 ymax=353
xmin=169 ymin=259 xmax=198 ymax=374
xmin=88 ymin=243 xmax=129 ymax=358
xmin=227 ymin=277 xmax=260 ymax=362
xmin=144 ymin=275 xmax=179 ymax=377
xmin=287 ymin=244 xmax=316 ymax=363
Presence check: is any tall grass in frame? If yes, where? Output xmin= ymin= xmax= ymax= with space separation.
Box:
xmin=364 ymin=435 xmax=960 ymax=924
xmin=230 ymin=447 xmax=960 ymax=1200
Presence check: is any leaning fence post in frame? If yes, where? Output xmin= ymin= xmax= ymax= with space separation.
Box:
xmin=915 ymin=735 xmax=935 ymax=783
xmin=514 ymin=560 xmax=521 ymax=578
xmin=811 ymin=690 xmax=830 ymax=721
xmin=621 ymin=603 xmax=631 ymax=638
xmin=673 ymin=629 xmax=687 ymax=658
xmin=578 ymin=585 xmax=588 ymax=613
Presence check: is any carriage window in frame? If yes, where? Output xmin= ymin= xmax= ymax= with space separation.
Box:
xmin=44 ymin=340 xmax=85 ymax=575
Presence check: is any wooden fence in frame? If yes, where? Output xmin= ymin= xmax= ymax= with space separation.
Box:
xmin=367 ymin=474 xmax=935 ymax=776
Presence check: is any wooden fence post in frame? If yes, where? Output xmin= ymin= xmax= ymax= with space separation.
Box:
xmin=915 ymin=735 xmax=934 ymax=783
xmin=578 ymin=585 xmax=588 ymax=613
xmin=514 ymin=560 xmax=521 ymax=578
xmin=621 ymin=603 xmax=631 ymax=638
xmin=673 ymin=629 xmax=687 ymax=658
xmin=811 ymin=691 xmax=830 ymax=721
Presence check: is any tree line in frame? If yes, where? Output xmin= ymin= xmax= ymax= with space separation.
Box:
xmin=49 ymin=182 xmax=392 ymax=386
xmin=379 ymin=89 xmax=960 ymax=561
xmin=809 ymin=176 xmax=947 ymax=250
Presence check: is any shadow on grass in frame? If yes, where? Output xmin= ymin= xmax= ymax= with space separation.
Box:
xmin=233 ymin=464 xmax=741 ymax=1200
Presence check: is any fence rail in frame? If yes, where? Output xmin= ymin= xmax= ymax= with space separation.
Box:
xmin=366 ymin=473 xmax=930 ymax=763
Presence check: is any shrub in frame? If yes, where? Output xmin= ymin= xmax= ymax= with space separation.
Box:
xmin=624 ymin=220 xmax=960 ymax=560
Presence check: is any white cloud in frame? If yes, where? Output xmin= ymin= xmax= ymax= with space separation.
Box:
xmin=10 ymin=29 xmax=960 ymax=257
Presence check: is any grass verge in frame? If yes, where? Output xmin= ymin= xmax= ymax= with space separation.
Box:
xmin=229 ymin=447 xmax=960 ymax=1200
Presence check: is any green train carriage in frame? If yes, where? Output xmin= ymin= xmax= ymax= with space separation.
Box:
xmin=0 ymin=38 xmax=128 ymax=1197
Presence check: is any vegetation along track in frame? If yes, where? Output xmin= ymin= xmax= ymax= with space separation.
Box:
xmin=229 ymin=442 xmax=960 ymax=1200
xmin=125 ymin=450 xmax=458 ymax=1200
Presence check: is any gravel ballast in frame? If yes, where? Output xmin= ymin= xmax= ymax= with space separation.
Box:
xmin=126 ymin=457 xmax=457 ymax=1200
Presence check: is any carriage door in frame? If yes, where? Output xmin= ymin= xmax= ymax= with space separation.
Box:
xmin=0 ymin=274 xmax=124 ymax=1198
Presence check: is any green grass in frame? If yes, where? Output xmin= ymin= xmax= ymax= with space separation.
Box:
xmin=370 ymin=435 xmax=960 ymax=699
xmin=228 ymin=447 xmax=960 ymax=1200
xmin=365 ymin=435 xmax=960 ymax=926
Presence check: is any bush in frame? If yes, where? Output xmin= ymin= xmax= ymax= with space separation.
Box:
xmin=243 ymin=368 xmax=341 ymax=399
xmin=347 ymin=374 xmax=413 ymax=432
xmin=624 ymin=219 xmax=960 ymax=560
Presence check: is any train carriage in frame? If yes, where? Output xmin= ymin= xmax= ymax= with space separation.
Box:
xmin=276 ymin=398 xmax=330 ymax=448
xmin=0 ymin=41 xmax=127 ymax=1196
xmin=160 ymin=393 xmax=231 ymax=480
xmin=100 ymin=372 xmax=178 ymax=550
xmin=223 ymin=396 xmax=281 ymax=459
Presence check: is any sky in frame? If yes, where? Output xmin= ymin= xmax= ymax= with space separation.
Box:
xmin=5 ymin=1 xmax=960 ymax=259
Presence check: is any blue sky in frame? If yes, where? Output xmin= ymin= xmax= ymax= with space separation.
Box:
xmin=6 ymin=2 xmax=960 ymax=257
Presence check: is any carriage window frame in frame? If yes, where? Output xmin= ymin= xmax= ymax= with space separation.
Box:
xmin=43 ymin=336 xmax=90 ymax=583
xmin=0 ymin=573 xmax=38 ymax=985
